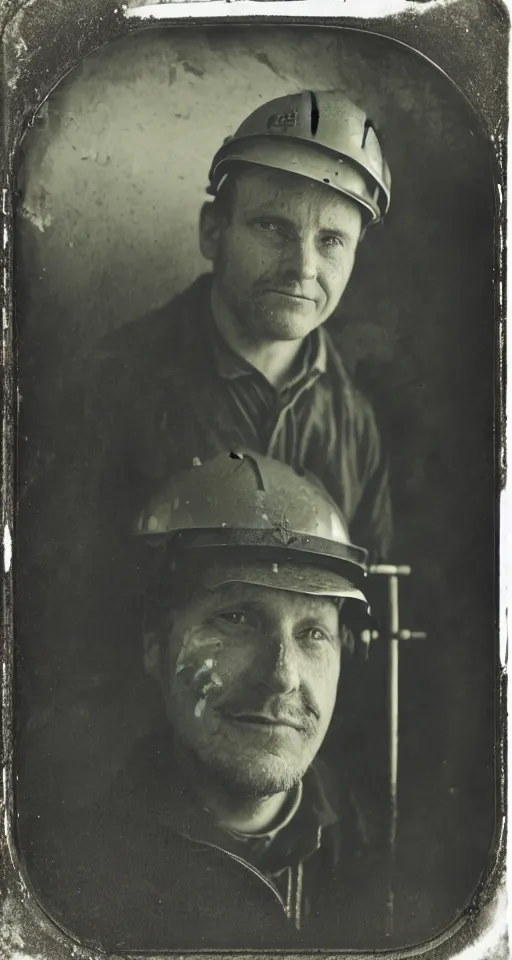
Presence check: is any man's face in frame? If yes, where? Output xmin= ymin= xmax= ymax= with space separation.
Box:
xmin=201 ymin=166 xmax=363 ymax=342
xmin=151 ymin=580 xmax=342 ymax=798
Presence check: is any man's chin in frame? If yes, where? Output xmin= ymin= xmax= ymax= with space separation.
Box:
xmin=200 ymin=749 xmax=306 ymax=799
xmin=251 ymin=304 xmax=326 ymax=342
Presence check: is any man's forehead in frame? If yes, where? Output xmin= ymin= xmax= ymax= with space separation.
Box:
xmin=232 ymin=166 xmax=360 ymax=220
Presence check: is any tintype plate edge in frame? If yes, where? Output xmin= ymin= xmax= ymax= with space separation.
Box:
xmin=0 ymin=1 xmax=507 ymax=958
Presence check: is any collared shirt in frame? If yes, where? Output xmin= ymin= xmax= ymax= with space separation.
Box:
xmin=209 ymin=320 xmax=328 ymax=457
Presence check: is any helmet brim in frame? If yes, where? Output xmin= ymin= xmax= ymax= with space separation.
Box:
xmin=208 ymin=137 xmax=387 ymax=223
xmin=196 ymin=559 xmax=368 ymax=604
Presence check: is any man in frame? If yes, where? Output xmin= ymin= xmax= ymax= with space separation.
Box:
xmin=23 ymin=452 xmax=389 ymax=951
xmin=35 ymin=89 xmax=392 ymax=566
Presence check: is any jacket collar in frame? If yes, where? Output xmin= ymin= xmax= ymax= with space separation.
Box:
xmin=119 ymin=722 xmax=341 ymax=875
xmin=210 ymin=317 xmax=328 ymax=393
xmin=210 ymin=320 xmax=328 ymax=390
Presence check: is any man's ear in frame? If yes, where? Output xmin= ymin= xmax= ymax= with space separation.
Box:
xmin=143 ymin=630 xmax=161 ymax=682
xmin=199 ymin=201 xmax=223 ymax=261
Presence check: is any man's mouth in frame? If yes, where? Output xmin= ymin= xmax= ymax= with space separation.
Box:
xmin=266 ymin=290 xmax=315 ymax=303
xmin=224 ymin=712 xmax=304 ymax=732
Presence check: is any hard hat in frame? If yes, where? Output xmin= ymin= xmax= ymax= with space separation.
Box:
xmin=134 ymin=451 xmax=371 ymax=622
xmin=207 ymin=90 xmax=391 ymax=225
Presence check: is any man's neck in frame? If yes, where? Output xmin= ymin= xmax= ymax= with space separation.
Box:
xmin=210 ymin=285 xmax=303 ymax=391
xmin=204 ymin=789 xmax=290 ymax=836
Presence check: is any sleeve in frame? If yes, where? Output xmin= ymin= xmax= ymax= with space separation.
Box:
xmin=349 ymin=399 xmax=393 ymax=564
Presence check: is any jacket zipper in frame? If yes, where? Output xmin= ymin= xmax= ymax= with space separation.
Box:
xmin=179 ymin=830 xmax=306 ymax=928
xmin=187 ymin=835 xmax=288 ymax=913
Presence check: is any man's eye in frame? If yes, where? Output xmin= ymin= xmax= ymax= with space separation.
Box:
xmin=322 ymin=235 xmax=343 ymax=248
xmin=302 ymin=627 xmax=331 ymax=643
xmin=217 ymin=611 xmax=248 ymax=626
xmin=255 ymin=219 xmax=293 ymax=240
xmin=256 ymin=220 xmax=279 ymax=233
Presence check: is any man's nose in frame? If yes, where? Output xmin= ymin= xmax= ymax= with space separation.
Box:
xmin=282 ymin=234 xmax=317 ymax=282
xmin=258 ymin=628 xmax=300 ymax=696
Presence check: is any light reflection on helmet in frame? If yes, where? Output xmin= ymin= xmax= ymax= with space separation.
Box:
xmin=207 ymin=90 xmax=391 ymax=225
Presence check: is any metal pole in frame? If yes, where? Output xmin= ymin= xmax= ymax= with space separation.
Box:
xmin=368 ymin=563 xmax=425 ymax=939
xmin=386 ymin=573 xmax=400 ymax=937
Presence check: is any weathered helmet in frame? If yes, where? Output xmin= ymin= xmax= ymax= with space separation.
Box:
xmin=207 ymin=90 xmax=391 ymax=225
xmin=134 ymin=450 xmax=371 ymax=622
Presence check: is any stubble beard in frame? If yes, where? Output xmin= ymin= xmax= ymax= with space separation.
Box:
xmin=220 ymin=285 xmax=322 ymax=344
xmin=190 ymin=742 xmax=307 ymax=801
xmin=176 ymin=718 xmax=313 ymax=802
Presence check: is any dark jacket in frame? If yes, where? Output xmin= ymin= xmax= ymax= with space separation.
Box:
xmin=22 ymin=724 xmax=389 ymax=953
xmin=31 ymin=273 xmax=391 ymax=567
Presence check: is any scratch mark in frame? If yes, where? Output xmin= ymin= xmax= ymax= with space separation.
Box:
xmin=252 ymin=51 xmax=290 ymax=84
xmin=3 ymin=525 xmax=12 ymax=574
xmin=181 ymin=61 xmax=204 ymax=78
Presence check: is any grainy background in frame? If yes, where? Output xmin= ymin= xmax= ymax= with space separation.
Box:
xmin=13 ymin=22 xmax=497 ymax=948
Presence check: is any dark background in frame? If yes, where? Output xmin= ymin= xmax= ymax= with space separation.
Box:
xmin=13 ymin=24 xmax=497 ymax=949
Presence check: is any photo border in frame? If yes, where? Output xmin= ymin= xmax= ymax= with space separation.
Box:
xmin=0 ymin=1 xmax=507 ymax=957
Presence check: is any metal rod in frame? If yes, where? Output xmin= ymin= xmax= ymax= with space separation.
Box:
xmin=386 ymin=574 xmax=400 ymax=936
xmin=369 ymin=564 xmax=411 ymax=577
xmin=371 ymin=629 xmax=427 ymax=642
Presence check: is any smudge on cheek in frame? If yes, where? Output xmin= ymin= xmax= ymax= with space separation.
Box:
xmin=174 ymin=626 xmax=224 ymax=676
xmin=173 ymin=628 xmax=227 ymax=721
xmin=192 ymin=656 xmax=214 ymax=680
xmin=193 ymin=667 xmax=224 ymax=718
xmin=194 ymin=698 xmax=207 ymax=719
